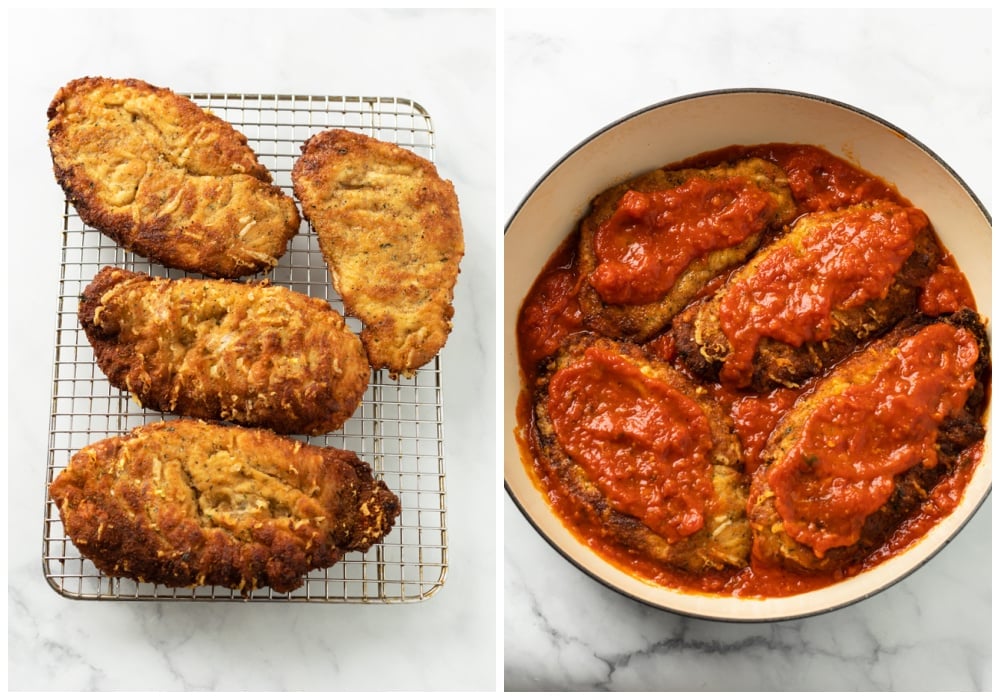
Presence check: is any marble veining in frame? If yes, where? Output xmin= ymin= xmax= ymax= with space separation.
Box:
xmin=505 ymin=493 xmax=990 ymax=691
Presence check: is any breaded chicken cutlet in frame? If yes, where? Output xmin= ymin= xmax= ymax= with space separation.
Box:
xmin=80 ymin=267 xmax=370 ymax=436
xmin=577 ymin=158 xmax=796 ymax=342
xmin=533 ymin=333 xmax=750 ymax=573
xmin=49 ymin=419 xmax=401 ymax=594
xmin=672 ymin=200 xmax=940 ymax=391
xmin=47 ymin=77 xmax=300 ymax=278
xmin=291 ymin=129 xmax=464 ymax=378
xmin=748 ymin=310 xmax=990 ymax=573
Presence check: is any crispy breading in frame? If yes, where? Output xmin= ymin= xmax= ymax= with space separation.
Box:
xmin=80 ymin=267 xmax=370 ymax=436
xmin=672 ymin=201 xmax=941 ymax=391
xmin=49 ymin=419 xmax=401 ymax=594
xmin=533 ymin=334 xmax=750 ymax=573
xmin=747 ymin=310 xmax=990 ymax=573
xmin=47 ymin=77 xmax=300 ymax=278
xmin=291 ymin=129 xmax=464 ymax=377
xmin=577 ymin=158 xmax=796 ymax=342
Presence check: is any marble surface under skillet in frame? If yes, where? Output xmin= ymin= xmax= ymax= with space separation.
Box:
xmin=503 ymin=8 xmax=991 ymax=692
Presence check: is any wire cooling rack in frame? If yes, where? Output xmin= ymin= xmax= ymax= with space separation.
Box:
xmin=43 ymin=94 xmax=448 ymax=602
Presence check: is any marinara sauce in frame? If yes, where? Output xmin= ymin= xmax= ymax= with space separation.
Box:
xmin=766 ymin=322 xmax=980 ymax=558
xmin=515 ymin=143 xmax=986 ymax=598
xmin=717 ymin=203 xmax=928 ymax=387
xmin=590 ymin=176 xmax=775 ymax=306
xmin=547 ymin=346 xmax=715 ymax=543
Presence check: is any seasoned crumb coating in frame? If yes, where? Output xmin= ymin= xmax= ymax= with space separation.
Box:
xmin=50 ymin=419 xmax=401 ymax=594
xmin=80 ymin=267 xmax=370 ymax=436
xmin=47 ymin=76 xmax=300 ymax=278
xmin=292 ymin=129 xmax=464 ymax=377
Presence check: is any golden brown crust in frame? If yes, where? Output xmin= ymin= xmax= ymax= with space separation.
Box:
xmin=672 ymin=201 xmax=942 ymax=391
xmin=80 ymin=267 xmax=370 ymax=436
xmin=748 ymin=310 xmax=990 ymax=573
xmin=291 ymin=129 xmax=464 ymax=377
xmin=49 ymin=420 xmax=401 ymax=594
xmin=533 ymin=333 xmax=750 ymax=572
xmin=577 ymin=158 xmax=796 ymax=342
xmin=47 ymin=77 xmax=300 ymax=278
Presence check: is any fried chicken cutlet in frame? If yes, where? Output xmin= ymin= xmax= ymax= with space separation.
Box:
xmin=748 ymin=310 xmax=990 ymax=573
xmin=80 ymin=267 xmax=370 ymax=436
xmin=533 ymin=334 xmax=750 ymax=573
xmin=577 ymin=158 xmax=796 ymax=342
xmin=49 ymin=419 xmax=401 ymax=594
xmin=291 ymin=129 xmax=464 ymax=377
xmin=47 ymin=77 xmax=300 ymax=278
xmin=673 ymin=200 xmax=940 ymax=391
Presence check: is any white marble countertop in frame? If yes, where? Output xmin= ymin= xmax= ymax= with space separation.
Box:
xmin=8 ymin=8 xmax=496 ymax=692
xmin=503 ymin=9 xmax=991 ymax=692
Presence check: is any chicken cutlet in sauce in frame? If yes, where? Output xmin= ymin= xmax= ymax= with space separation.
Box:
xmin=533 ymin=334 xmax=751 ymax=576
xmin=671 ymin=200 xmax=941 ymax=391
xmin=749 ymin=312 xmax=987 ymax=573
xmin=515 ymin=143 xmax=988 ymax=598
xmin=576 ymin=158 xmax=796 ymax=342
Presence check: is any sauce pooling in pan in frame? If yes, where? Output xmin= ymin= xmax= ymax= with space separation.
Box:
xmin=516 ymin=143 xmax=989 ymax=598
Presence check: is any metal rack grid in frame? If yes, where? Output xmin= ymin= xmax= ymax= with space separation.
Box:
xmin=43 ymin=93 xmax=448 ymax=602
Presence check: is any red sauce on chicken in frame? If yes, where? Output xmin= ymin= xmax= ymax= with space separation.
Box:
xmin=546 ymin=346 xmax=715 ymax=542
xmin=768 ymin=323 xmax=979 ymax=557
xmin=680 ymin=143 xmax=903 ymax=211
xmin=514 ymin=143 xmax=985 ymax=598
xmin=590 ymin=177 xmax=774 ymax=305
xmin=717 ymin=203 xmax=928 ymax=386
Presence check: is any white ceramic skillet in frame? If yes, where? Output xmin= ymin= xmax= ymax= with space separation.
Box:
xmin=503 ymin=89 xmax=991 ymax=622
